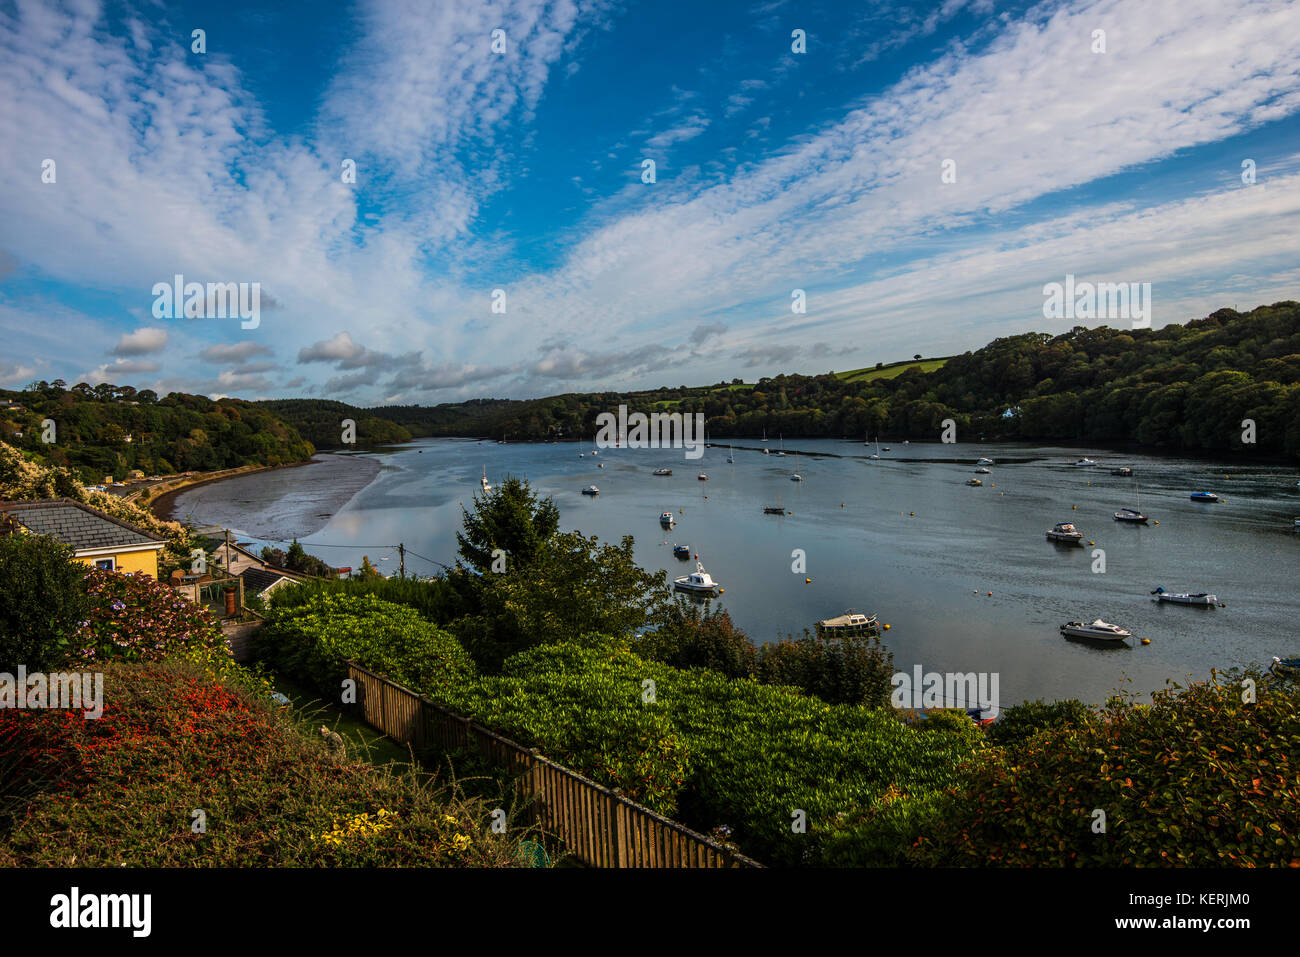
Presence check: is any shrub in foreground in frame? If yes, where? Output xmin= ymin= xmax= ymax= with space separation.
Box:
xmin=0 ymin=660 xmax=522 ymax=867
xmin=907 ymin=673 xmax=1300 ymax=866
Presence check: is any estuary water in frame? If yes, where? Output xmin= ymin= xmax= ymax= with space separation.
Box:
xmin=168 ymin=437 xmax=1300 ymax=707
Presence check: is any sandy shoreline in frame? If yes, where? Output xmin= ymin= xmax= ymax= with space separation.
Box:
xmin=153 ymin=453 xmax=382 ymax=539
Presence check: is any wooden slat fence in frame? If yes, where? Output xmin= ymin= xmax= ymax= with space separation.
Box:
xmin=346 ymin=660 xmax=761 ymax=868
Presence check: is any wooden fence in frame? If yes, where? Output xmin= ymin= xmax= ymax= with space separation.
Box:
xmin=346 ymin=660 xmax=762 ymax=868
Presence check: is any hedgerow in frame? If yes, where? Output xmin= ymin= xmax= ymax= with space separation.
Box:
xmin=255 ymin=593 xmax=475 ymax=699
xmin=436 ymin=642 xmax=980 ymax=865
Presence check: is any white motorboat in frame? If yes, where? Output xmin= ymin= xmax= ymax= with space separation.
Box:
xmin=697 ymin=472 xmax=708 ymax=481
xmin=816 ymin=611 xmax=879 ymax=637
xmin=1072 ymin=458 xmax=1099 ymax=467
xmin=581 ymin=485 xmax=599 ymax=496
xmin=1046 ymin=522 xmax=1084 ymax=544
xmin=977 ymin=457 xmax=994 ymax=465
xmin=673 ymin=560 xmax=720 ymax=595
xmin=1151 ymin=587 xmax=1219 ymax=606
xmin=659 ymin=511 xmax=675 ymax=526
xmin=653 ymin=467 xmax=672 ymax=476
xmin=974 ymin=466 xmax=991 ymax=474
xmin=1111 ymin=466 xmax=1132 ymax=477
xmin=1060 ymin=619 xmax=1131 ymax=641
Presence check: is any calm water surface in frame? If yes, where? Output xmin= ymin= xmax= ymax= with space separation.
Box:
xmin=170 ymin=438 xmax=1300 ymax=706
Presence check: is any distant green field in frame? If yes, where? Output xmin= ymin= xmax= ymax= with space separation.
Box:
xmin=836 ymin=357 xmax=949 ymax=383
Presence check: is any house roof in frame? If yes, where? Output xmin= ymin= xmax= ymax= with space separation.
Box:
xmin=239 ymin=566 xmax=296 ymax=595
xmin=0 ymin=498 xmax=165 ymax=552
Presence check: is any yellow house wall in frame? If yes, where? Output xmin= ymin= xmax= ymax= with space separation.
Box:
xmin=75 ymin=548 xmax=161 ymax=578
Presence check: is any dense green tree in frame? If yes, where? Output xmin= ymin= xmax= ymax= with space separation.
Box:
xmin=0 ymin=533 xmax=89 ymax=672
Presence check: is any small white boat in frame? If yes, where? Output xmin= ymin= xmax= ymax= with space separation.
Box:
xmin=1060 ymin=619 xmax=1131 ymax=641
xmin=1294 ymin=517 xmax=1300 ymax=527
xmin=977 ymin=457 xmax=994 ymax=465
xmin=653 ymin=467 xmax=672 ymax=476
xmin=598 ymin=462 xmax=605 ymax=468
xmin=1046 ymin=522 xmax=1083 ymax=544
xmin=727 ymin=443 xmax=735 ymax=464
xmin=966 ymin=478 xmax=983 ymax=486
xmin=673 ymin=560 xmax=720 ymax=595
xmin=1151 ymin=587 xmax=1218 ymax=606
xmin=974 ymin=467 xmax=991 ymax=474
xmin=697 ymin=473 xmax=708 ymax=481
xmin=816 ymin=610 xmax=879 ymax=636
xmin=581 ymin=485 xmax=599 ymax=496
xmin=1072 ymin=458 xmax=1099 ymax=467
xmin=1111 ymin=466 xmax=1132 ymax=477
xmin=791 ymin=452 xmax=802 ymax=482
xmin=480 ymin=466 xmax=492 ymax=493
xmin=659 ymin=511 xmax=675 ymax=526
xmin=870 ymin=436 xmax=881 ymax=460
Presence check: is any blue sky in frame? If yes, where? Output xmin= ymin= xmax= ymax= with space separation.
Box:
xmin=2 ymin=0 xmax=1299 ymax=404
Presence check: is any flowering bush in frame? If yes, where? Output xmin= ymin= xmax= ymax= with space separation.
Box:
xmin=0 ymin=661 xmax=524 ymax=867
xmin=77 ymin=568 xmax=227 ymax=663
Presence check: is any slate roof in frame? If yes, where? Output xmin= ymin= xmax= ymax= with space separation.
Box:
xmin=0 ymin=498 xmax=164 ymax=551
xmin=240 ymin=566 xmax=294 ymax=595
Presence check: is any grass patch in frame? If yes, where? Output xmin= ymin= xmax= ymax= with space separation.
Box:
xmin=836 ymin=358 xmax=949 ymax=383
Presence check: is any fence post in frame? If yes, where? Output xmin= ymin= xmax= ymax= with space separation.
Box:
xmin=611 ymin=788 xmax=627 ymax=868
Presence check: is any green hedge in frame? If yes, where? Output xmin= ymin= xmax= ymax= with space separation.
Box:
xmin=436 ymin=642 xmax=979 ymax=865
xmin=254 ymin=593 xmax=474 ymax=700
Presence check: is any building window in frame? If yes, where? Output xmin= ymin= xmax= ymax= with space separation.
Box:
xmin=95 ymin=558 xmax=115 ymax=571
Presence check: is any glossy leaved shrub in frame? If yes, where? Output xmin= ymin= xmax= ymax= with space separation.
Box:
xmin=255 ymin=593 xmax=474 ymax=699
xmin=436 ymin=642 xmax=980 ymax=864
xmin=906 ymin=673 xmax=1300 ymax=866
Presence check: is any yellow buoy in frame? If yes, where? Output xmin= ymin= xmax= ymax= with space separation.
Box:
xmin=841 ymin=503 xmax=845 ymax=507
xmin=909 ymin=511 xmax=914 ymax=516
xmin=1072 ymin=504 xmax=1077 ymax=510
xmin=1153 ymin=520 xmax=1159 ymax=525
xmin=1141 ymin=638 xmax=1151 ymax=645
xmin=987 ymin=591 xmax=992 ymax=596
xmin=805 ymin=578 xmax=812 ymax=583
xmin=718 ymin=588 xmax=724 ymax=594
xmin=883 ymin=624 xmax=890 ymax=631
xmin=1088 ymin=541 xmax=1095 ymax=546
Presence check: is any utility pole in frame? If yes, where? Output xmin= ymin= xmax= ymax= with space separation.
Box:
xmin=399 ymin=543 xmax=405 ymax=578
